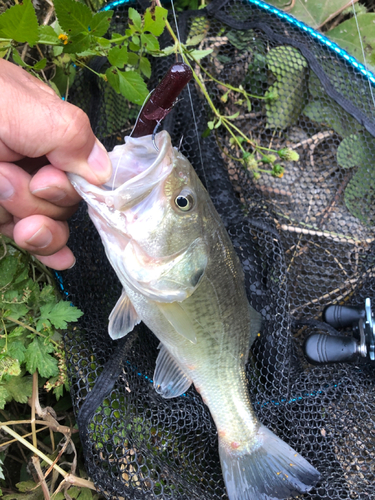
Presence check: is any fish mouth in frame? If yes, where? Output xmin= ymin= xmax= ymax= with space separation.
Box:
xmin=68 ymin=131 xmax=174 ymax=212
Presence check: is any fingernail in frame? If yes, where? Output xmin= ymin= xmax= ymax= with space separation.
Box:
xmin=31 ymin=186 xmax=67 ymax=203
xmin=25 ymin=225 xmax=53 ymax=249
xmin=0 ymin=174 xmax=15 ymax=200
xmin=68 ymin=258 xmax=76 ymax=269
xmin=87 ymin=139 xmax=112 ymax=182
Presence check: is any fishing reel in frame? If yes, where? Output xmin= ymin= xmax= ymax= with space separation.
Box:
xmin=304 ymin=298 xmax=375 ymax=364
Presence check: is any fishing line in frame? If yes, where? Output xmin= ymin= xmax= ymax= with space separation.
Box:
xmin=111 ymin=88 xmax=155 ymax=191
xmin=351 ymin=0 xmax=375 ymax=108
xmin=170 ymin=0 xmax=209 ymax=192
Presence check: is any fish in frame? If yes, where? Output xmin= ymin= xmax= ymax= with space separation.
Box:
xmin=69 ymin=130 xmax=320 ymax=500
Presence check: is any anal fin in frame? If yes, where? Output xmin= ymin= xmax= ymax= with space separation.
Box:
xmin=108 ymin=289 xmax=140 ymax=340
xmin=153 ymin=344 xmax=192 ymax=398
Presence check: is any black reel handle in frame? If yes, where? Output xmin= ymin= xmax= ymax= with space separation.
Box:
xmin=304 ymin=333 xmax=359 ymax=364
xmin=322 ymin=304 xmax=365 ymax=329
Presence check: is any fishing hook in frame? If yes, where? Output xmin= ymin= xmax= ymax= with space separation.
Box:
xmin=152 ymin=120 xmax=162 ymax=152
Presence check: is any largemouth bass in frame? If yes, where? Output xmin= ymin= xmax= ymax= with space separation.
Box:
xmin=69 ymin=131 xmax=320 ymax=500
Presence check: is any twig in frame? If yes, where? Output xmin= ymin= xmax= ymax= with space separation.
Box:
xmin=0 ymin=425 xmax=49 ymax=448
xmin=291 ymin=278 xmax=359 ymax=314
xmin=31 ymin=456 xmax=51 ymax=500
xmin=277 ymin=222 xmax=374 ymax=245
xmin=317 ymin=0 xmax=359 ymax=30
xmin=31 ymin=372 xmax=38 ymax=449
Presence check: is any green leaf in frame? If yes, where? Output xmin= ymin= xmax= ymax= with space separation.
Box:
xmin=6 ymin=302 xmax=28 ymax=322
xmin=128 ymin=7 xmax=142 ymax=31
xmin=0 ymin=253 xmax=18 ymax=289
xmin=143 ymin=6 xmax=168 ymax=37
xmin=51 ymin=65 xmax=76 ymax=97
xmin=159 ymin=45 xmax=176 ymax=56
xmin=265 ymin=46 xmax=308 ymax=129
xmin=0 ymin=0 xmax=38 ymax=46
xmin=11 ymin=48 xmax=29 ymax=68
xmin=7 ymin=340 xmax=27 ymax=364
xmin=106 ymin=66 xmax=120 ymax=93
xmin=336 ymin=132 xmax=375 ymax=224
xmin=327 ymin=14 xmax=375 ymax=73
xmin=2 ymin=374 xmax=33 ymax=404
xmin=139 ymin=56 xmax=151 ymax=78
xmin=25 ymin=338 xmax=59 ymax=378
xmin=33 ymin=58 xmax=47 ymax=71
xmin=0 ymin=386 xmax=9 ymax=410
xmin=141 ymin=33 xmax=159 ymax=52
xmin=108 ymin=45 xmax=128 ymax=68
xmin=303 ymin=73 xmax=361 ymax=137
xmin=63 ymin=33 xmax=91 ymax=54
xmin=117 ymin=70 xmax=149 ymax=105
xmin=188 ymin=48 xmax=213 ymax=61
xmin=127 ymin=52 xmax=139 ymax=66
xmin=39 ymin=301 xmax=83 ymax=330
xmin=95 ymin=36 xmax=111 ymax=48
xmin=186 ymin=33 xmax=206 ymax=46
xmin=266 ymin=0 xmax=353 ymax=30
xmin=89 ymin=10 xmax=113 ymax=37
xmin=38 ymin=25 xmax=60 ymax=44
xmin=54 ymin=0 xmax=93 ymax=36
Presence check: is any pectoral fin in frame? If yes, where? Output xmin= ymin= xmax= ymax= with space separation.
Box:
xmin=156 ymin=302 xmax=197 ymax=343
xmin=154 ymin=344 xmax=192 ymax=398
xmin=108 ymin=289 xmax=140 ymax=340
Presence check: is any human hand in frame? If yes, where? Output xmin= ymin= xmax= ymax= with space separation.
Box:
xmin=0 ymin=59 xmax=112 ymax=270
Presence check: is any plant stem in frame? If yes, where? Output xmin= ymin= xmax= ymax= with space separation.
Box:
xmin=6 ymin=316 xmax=60 ymax=348
xmin=1 ymin=424 xmax=68 ymax=477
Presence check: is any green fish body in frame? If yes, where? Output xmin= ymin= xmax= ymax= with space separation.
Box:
xmin=69 ymin=131 xmax=320 ymax=500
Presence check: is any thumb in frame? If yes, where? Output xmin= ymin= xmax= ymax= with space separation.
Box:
xmin=0 ymin=59 xmax=112 ymax=185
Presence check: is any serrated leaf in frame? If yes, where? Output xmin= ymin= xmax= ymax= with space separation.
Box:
xmin=266 ymin=46 xmax=308 ymax=130
xmin=117 ymin=70 xmax=149 ymax=105
xmin=108 ymin=45 xmax=128 ymax=68
xmin=89 ymin=10 xmax=113 ymax=37
xmin=63 ymin=33 xmax=91 ymax=54
xmin=39 ymin=301 xmax=83 ymax=330
xmin=188 ymin=48 xmax=213 ymax=61
xmin=106 ymin=66 xmax=120 ymax=93
xmin=7 ymin=340 xmax=27 ymax=363
xmin=143 ymin=6 xmax=168 ymax=37
xmin=25 ymin=338 xmax=59 ymax=378
xmin=0 ymin=0 xmax=38 ymax=46
xmin=54 ymin=0 xmax=93 ymax=36
xmin=141 ymin=33 xmax=159 ymax=52
xmin=2 ymin=374 xmax=32 ymax=403
xmin=128 ymin=7 xmax=142 ymax=30
xmin=139 ymin=56 xmax=151 ymax=78
xmin=159 ymin=45 xmax=176 ymax=56
xmin=38 ymin=25 xmax=60 ymax=44
xmin=6 ymin=302 xmax=28 ymax=322
xmin=186 ymin=33 xmax=206 ymax=46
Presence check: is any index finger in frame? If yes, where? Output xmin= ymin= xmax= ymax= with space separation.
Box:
xmin=0 ymin=59 xmax=112 ymax=185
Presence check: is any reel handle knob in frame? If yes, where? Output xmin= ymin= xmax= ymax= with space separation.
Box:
xmin=304 ymin=333 xmax=359 ymax=364
xmin=322 ymin=304 xmax=365 ymax=329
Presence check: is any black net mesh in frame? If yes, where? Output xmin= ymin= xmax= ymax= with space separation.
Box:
xmin=59 ymin=1 xmax=375 ymax=498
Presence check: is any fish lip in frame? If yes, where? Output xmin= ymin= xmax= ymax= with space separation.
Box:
xmin=68 ymin=131 xmax=173 ymax=211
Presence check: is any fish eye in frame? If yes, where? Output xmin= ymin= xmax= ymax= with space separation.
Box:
xmin=174 ymin=191 xmax=194 ymax=212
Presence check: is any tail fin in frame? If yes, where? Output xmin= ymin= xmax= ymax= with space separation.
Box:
xmin=219 ymin=425 xmax=320 ymax=500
